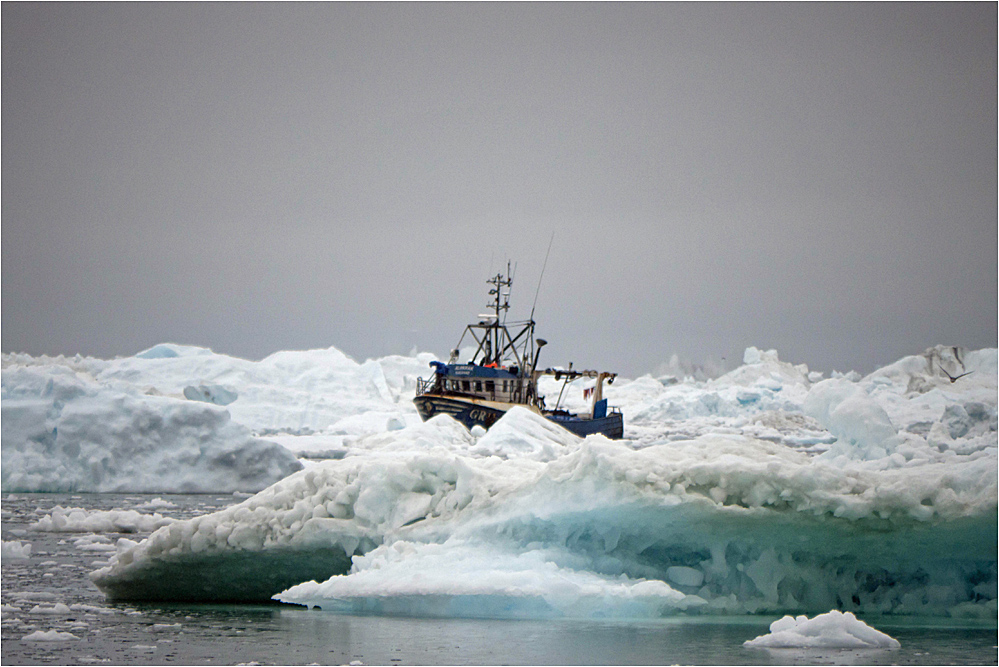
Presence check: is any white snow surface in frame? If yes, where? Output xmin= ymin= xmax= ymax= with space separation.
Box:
xmin=4 ymin=343 xmax=997 ymax=619
xmin=744 ymin=610 xmax=900 ymax=649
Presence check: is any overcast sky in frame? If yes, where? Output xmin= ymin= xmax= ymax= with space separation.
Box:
xmin=3 ymin=3 xmax=996 ymax=378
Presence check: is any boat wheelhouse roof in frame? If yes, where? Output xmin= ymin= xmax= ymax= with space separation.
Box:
xmin=430 ymin=361 xmax=519 ymax=379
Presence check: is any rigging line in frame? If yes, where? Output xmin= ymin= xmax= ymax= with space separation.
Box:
xmin=530 ymin=232 xmax=555 ymax=324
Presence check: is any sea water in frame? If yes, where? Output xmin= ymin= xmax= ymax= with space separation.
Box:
xmin=3 ymin=494 xmax=996 ymax=666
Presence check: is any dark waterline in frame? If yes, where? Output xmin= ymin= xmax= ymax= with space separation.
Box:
xmin=3 ymin=493 xmax=997 ymax=666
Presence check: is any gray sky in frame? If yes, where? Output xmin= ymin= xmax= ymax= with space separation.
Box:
xmin=3 ymin=3 xmax=996 ymax=378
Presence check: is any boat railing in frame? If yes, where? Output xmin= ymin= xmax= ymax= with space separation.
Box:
xmin=415 ymin=376 xmax=433 ymax=397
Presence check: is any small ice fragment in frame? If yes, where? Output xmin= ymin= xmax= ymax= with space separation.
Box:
xmin=744 ymin=610 xmax=900 ymax=649
xmin=29 ymin=603 xmax=71 ymax=615
xmin=2 ymin=540 xmax=32 ymax=559
xmin=666 ymin=566 xmax=704 ymax=588
xmin=21 ymin=630 xmax=79 ymax=641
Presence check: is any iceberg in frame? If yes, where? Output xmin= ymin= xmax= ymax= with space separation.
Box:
xmin=90 ymin=406 xmax=996 ymax=618
xmin=803 ymin=378 xmax=898 ymax=459
xmin=744 ymin=609 xmax=900 ymax=648
xmin=2 ymin=540 xmax=32 ymax=559
xmin=29 ymin=507 xmax=175 ymax=533
xmin=1 ymin=363 xmax=301 ymax=493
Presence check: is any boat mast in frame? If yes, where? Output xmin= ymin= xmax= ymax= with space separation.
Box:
xmin=455 ymin=263 xmax=537 ymax=377
xmin=485 ymin=263 xmax=511 ymax=365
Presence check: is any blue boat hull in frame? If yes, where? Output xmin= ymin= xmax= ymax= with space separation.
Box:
xmin=546 ymin=411 xmax=624 ymax=439
xmin=414 ymin=394 xmax=624 ymax=440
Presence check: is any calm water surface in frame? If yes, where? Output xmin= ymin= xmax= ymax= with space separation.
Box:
xmin=3 ymin=494 xmax=996 ymax=666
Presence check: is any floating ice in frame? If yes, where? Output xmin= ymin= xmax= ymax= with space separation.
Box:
xmin=29 ymin=603 xmax=71 ymax=615
xmin=3 ymin=343 xmax=994 ymax=621
xmin=134 ymin=498 xmax=179 ymax=511
xmin=96 ymin=344 xmax=436 ymax=436
xmin=20 ymin=630 xmax=79 ymax=641
xmin=30 ymin=507 xmax=175 ymax=533
xmin=2 ymin=540 xmax=32 ymax=559
xmin=1 ymin=363 xmax=301 ymax=492
xmin=744 ymin=610 xmax=900 ymax=649
xmin=92 ymin=405 xmax=996 ymax=619
xmin=149 ymin=622 xmax=182 ymax=632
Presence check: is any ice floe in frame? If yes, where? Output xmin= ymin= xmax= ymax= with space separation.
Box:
xmin=3 ymin=342 xmax=995 ymax=621
xmin=20 ymin=629 xmax=79 ymax=641
xmin=91 ymin=403 xmax=996 ymax=618
xmin=2 ymin=540 xmax=32 ymax=559
xmin=30 ymin=507 xmax=175 ymax=533
xmin=744 ymin=609 xmax=900 ymax=649
xmin=1 ymin=361 xmax=302 ymax=492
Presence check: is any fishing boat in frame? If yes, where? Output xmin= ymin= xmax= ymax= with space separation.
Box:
xmin=414 ymin=265 xmax=624 ymax=439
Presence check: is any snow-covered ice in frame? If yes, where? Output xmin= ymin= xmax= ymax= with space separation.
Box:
xmin=744 ymin=610 xmax=900 ymax=649
xmin=4 ymin=342 xmax=996 ymax=620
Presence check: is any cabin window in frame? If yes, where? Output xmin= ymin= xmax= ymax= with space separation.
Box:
xmin=475 ymin=381 xmax=483 ymax=392
xmin=486 ymin=381 xmax=495 ymax=393
xmin=462 ymin=380 xmax=470 ymax=392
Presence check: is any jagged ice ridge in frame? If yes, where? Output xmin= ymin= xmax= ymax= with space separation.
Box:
xmin=3 ymin=342 xmax=996 ymax=620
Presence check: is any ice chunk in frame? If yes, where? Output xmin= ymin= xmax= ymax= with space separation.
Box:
xmin=29 ymin=603 xmax=71 ymax=615
xmin=940 ymin=404 xmax=972 ymax=439
xmin=30 ymin=507 xmax=175 ymax=533
xmin=744 ymin=610 xmax=900 ymax=648
xmin=183 ymin=384 xmax=238 ymax=406
xmin=20 ymin=630 xmax=79 ymax=641
xmin=275 ymin=540 xmax=700 ymax=619
xmin=93 ymin=430 xmax=996 ymax=616
xmin=7 ymin=344 xmax=439 ymax=446
xmin=804 ymin=379 xmax=897 ymax=459
xmin=2 ymin=540 xmax=32 ymax=559
xmin=134 ymin=498 xmax=178 ymax=511
xmin=722 ymin=348 xmax=810 ymax=388
xmin=470 ymin=407 xmax=581 ymax=460
xmin=136 ymin=343 xmax=206 ymax=359
xmin=665 ymin=565 xmax=704 ymax=588
xmin=2 ymin=365 xmax=301 ymax=493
